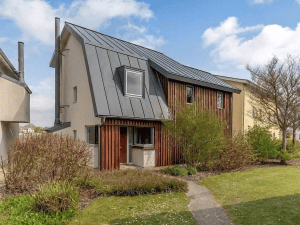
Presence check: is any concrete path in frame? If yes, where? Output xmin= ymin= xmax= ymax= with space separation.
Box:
xmin=186 ymin=181 xmax=235 ymax=225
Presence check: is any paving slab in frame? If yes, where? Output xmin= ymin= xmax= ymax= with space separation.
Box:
xmin=186 ymin=181 xmax=235 ymax=225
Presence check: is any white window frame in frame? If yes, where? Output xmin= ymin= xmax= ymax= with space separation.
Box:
xmin=124 ymin=69 xmax=144 ymax=98
xmin=217 ymin=92 xmax=224 ymax=109
xmin=187 ymin=86 xmax=194 ymax=104
xmin=134 ymin=127 xmax=154 ymax=147
xmin=73 ymin=86 xmax=77 ymax=103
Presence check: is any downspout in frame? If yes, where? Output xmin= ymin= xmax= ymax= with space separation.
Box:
xmin=18 ymin=42 xmax=25 ymax=83
xmin=230 ymin=93 xmax=233 ymax=136
xmin=54 ymin=17 xmax=61 ymax=125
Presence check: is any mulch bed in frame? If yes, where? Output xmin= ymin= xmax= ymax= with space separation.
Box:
xmin=163 ymin=159 xmax=300 ymax=182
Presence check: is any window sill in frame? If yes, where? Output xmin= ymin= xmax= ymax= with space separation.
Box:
xmin=86 ymin=143 xmax=98 ymax=146
xmin=132 ymin=145 xmax=155 ymax=150
xmin=217 ymin=107 xmax=224 ymax=110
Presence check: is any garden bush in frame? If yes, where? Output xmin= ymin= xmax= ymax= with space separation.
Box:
xmin=163 ymin=102 xmax=226 ymax=169
xmin=186 ymin=166 xmax=197 ymax=175
xmin=172 ymin=166 xmax=188 ymax=176
xmin=0 ymin=194 xmax=76 ymax=224
xmin=0 ymin=133 xmax=93 ymax=190
xmin=31 ymin=181 xmax=79 ymax=214
xmin=245 ymin=125 xmax=279 ymax=161
xmin=217 ymin=132 xmax=256 ymax=171
xmin=77 ymin=169 xmax=188 ymax=196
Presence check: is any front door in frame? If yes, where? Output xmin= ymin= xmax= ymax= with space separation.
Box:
xmin=120 ymin=127 xmax=127 ymax=163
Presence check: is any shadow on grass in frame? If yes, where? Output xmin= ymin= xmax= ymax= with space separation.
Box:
xmin=111 ymin=211 xmax=197 ymax=225
xmin=224 ymin=193 xmax=300 ymax=225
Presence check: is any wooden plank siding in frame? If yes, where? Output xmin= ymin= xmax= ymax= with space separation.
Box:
xmin=100 ymin=70 xmax=233 ymax=171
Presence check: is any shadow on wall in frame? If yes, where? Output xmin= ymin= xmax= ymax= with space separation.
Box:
xmin=0 ymin=122 xmax=19 ymax=162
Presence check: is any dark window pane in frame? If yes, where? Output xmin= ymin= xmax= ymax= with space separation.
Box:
xmin=136 ymin=127 xmax=153 ymax=144
xmin=187 ymin=86 xmax=193 ymax=103
xmin=87 ymin=127 xmax=95 ymax=144
xmin=127 ymin=71 xmax=142 ymax=96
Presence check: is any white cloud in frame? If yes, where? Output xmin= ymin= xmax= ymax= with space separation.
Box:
xmin=122 ymin=23 xmax=147 ymax=34
xmin=0 ymin=0 xmax=153 ymax=45
xmin=130 ymin=35 xmax=165 ymax=49
xmin=251 ymin=0 xmax=274 ymax=4
xmin=202 ymin=16 xmax=300 ymax=67
xmin=0 ymin=37 xmax=8 ymax=43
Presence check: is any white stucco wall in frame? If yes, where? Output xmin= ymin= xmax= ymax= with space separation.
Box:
xmin=54 ymin=34 xmax=102 ymax=168
xmin=0 ymin=121 xmax=19 ymax=162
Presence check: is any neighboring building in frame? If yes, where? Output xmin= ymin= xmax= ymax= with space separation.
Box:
xmin=46 ymin=18 xmax=240 ymax=171
xmin=19 ymin=124 xmax=35 ymax=133
xmin=215 ymin=75 xmax=281 ymax=138
xmin=0 ymin=42 xmax=32 ymax=161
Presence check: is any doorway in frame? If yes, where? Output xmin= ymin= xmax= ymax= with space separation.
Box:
xmin=120 ymin=127 xmax=134 ymax=164
xmin=120 ymin=127 xmax=127 ymax=163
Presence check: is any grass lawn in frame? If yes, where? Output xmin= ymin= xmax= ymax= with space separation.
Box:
xmin=67 ymin=192 xmax=196 ymax=225
xmin=198 ymin=166 xmax=300 ymax=225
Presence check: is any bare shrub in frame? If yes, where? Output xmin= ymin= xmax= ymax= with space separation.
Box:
xmin=0 ymin=133 xmax=93 ymax=191
xmin=216 ymin=132 xmax=256 ymax=171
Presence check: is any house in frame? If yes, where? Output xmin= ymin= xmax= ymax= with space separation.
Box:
xmin=46 ymin=18 xmax=240 ymax=171
xmin=19 ymin=124 xmax=36 ymax=133
xmin=215 ymin=75 xmax=281 ymax=138
xmin=0 ymin=42 xmax=32 ymax=161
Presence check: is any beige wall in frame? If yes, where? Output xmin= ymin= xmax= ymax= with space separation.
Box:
xmin=54 ymin=34 xmax=102 ymax=168
xmin=0 ymin=77 xmax=30 ymax=123
xmin=0 ymin=122 xmax=19 ymax=162
xmin=225 ymin=80 xmax=281 ymax=138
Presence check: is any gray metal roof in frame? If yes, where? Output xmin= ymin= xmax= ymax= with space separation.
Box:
xmin=51 ymin=22 xmax=240 ymax=94
xmin=45 ymin=122 xmax=71 ymax=132
xmin=83 ymin=42 xmax=170 ymax=120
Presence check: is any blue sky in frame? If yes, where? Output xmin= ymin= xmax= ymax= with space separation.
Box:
xmin=1 ymin=0 xmax=300 ymax=127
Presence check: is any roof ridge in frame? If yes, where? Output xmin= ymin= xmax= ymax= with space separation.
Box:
xmin=65 ymin=21 xmax=166 ymax=56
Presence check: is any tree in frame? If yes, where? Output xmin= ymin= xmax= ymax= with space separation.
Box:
xmin=290 ymin=109 xmax=300 ymax=145
xmin=34 ymin=126 xmax=41 ymax=133
xmin=162 ymin=102 xmax=226 ymax=169
xmin=246 ymin=55 xmax=300 ymax=151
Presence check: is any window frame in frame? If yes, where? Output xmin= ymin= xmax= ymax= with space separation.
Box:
xmin=251 ymin=106 xmax=256 ymax=119
xmin=217 ymin=92 xmax=224 ymax=109
xmin=133 ymin=127 xmax=155 ymax=147
xmin=73 ymin=86 xmax=77 ymax=103
xmin=187 ymin=85 xmax=194 ymax=104
xmin=86 ymin=125 xmax=99 ymax=145
xmin=124 ymin=69 xmax=144 ymax=98
xmin=73 ymin=130 xmax=77 ymax=139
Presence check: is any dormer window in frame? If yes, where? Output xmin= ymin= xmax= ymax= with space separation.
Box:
xmin=118 ymin=66 xmax=145 ymax=98
xmin=125 ymin=70 xmax=143 ymax=97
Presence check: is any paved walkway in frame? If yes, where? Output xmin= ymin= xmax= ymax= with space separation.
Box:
xmin=186 ymin=181 xmax=235 ymax=225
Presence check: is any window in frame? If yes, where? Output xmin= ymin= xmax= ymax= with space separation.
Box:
xmin=187 ymin=86 xmax=194 ymax=104
xmin=73 ymin=86 xmax=77 ymax=103
xmin=217 ymin=92 xmax=224 ymax=109
xmin=134 ymin=127 xmax=154 ymax=146
xmin=125 ymin=69 xmax=144 ymax=97
xmin=86 ymin=126 xmax=99 ymax=144
xmin=259 ymin=109 xmax=262 ymax=120
xmin=73 ymin=130 xmax=77 ymax=139
xmin=251 ymin=106 xmax=256 ymax=119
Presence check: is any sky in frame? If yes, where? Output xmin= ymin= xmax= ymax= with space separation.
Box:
xmin=1 ymin=0 xmax=300 ymax=127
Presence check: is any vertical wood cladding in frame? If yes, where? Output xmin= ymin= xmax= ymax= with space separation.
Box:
xmin=155 ymin=70 xmax=232 ymax=125
xmin=100 ymin=119 xmax=182 ymax=170
xmin=100 ymin=72 xmax=232 ymax=171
